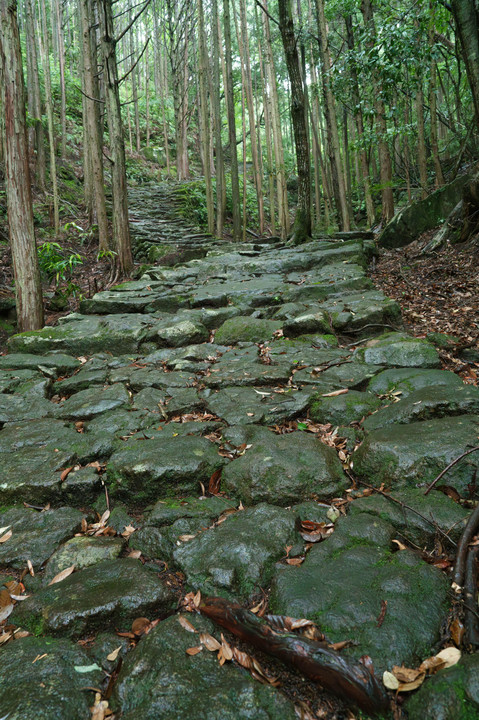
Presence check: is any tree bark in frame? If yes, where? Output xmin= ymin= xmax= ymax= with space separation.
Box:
xmin=99 ymin=0 xmax=133 ymax=275
xmin=0 ymin=0 xmax=44 ymax=331
xmin=223 ymin=0 xmax=242 ymax=240
xmin=278 ymin=0 xmax=311 ymax=243
xmin=197 ymin=0 xmax=214 ymax=234
xmin=451 ymin=0 xmax=479 ymax=130
xmin=361 ymin=0 xmax=395 ymax=223
xmin=80 ymin=0 xmax=109 ymax=253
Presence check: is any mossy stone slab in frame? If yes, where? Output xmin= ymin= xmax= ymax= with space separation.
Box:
xmin=107 ymin=435 xmax=223 ymax=503
xmin=58 ymin=383 xmax=130 ymax=420
xmin=0 ymin=393 xmax=56 ymax=423
xmin=0 ymin=636 xmax=103 ymax=720
xmin=201 ymin=385 xmax=315 ymax=425
xmin=113 ymin=613 xmax=296 ymax=720
xmin=9 ymin=313 xmax=155 ymax=356
xmin=349 ymin=487 xmax=469 ymax=546
xmin=354 ymin=415 xmax=479 ymax=495
xmin=173 ymin=503 xmax=297 ymax=599
xmin=406 ymin=653 xmax=479 ymax=720
xmin=0 ymin=352 xmax=80 ymax=373
xmin=43 ymin=535 xmax=124 ymax=584
xmin=215 ymin=316 xmax=282 ymax=344
xmin=283 ymin=310 xmax=330 ymax=336
xmin=310 ymin=389 xmax=382 ymax=425
xmin=0 ymin=506 xmax=84 ymax=569
xmin=368 ymin=367 xmax=465 ymax=397
xmin=354 ymin=332 xmax=440 ymax=368
xmin=364 ymin=384 xmax=479 ymax=430
xmin=271 ymin=513 xmax=448 ymax=673
xmin=14 ymin=558 xmax=176 ymax=637
xmin=222 ymin=430 xmax=346 ymax=505
xmin=146 ymin=318 xmax=209 ymax=347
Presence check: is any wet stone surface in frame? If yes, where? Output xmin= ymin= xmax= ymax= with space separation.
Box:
xmin=1 ymin=185 xmax=476 ymax=718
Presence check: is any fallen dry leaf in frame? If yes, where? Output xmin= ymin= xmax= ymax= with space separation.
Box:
xmin=131 ymin=617 xmax=151 ymax=636
xmin=435 ymin=647 xmax=461 ymax=668
xmin=186 ymin=645 xmax=203 ymax=656
xmin=27 ymin=560 xmax=34 ymax=576
xmin=0 ymin=529 xmax=12 ymax=544
xmin=106 ymin=646 xmax=122 ymax=662
xmin=178 ymin=615 xmax=197 ymax=633
xmin=60 ymin=467 xmax=73 ymax=483
xmin=321 ymin=388 xmax=349 ymax=397
xmin=121 ymin=524 xmax=136 ymax=540
xmin=48 ymin=565 xmax=75 ymax=586
xmin=383 ymin=670 xmax=399 ymax=690
xmin=199 ymin=632 xmax=221 ymax=651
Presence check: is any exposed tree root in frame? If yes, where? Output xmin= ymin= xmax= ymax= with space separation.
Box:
xmin=199 ymin=596 xmax=390 ymax=716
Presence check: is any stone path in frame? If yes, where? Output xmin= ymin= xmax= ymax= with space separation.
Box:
xmin=1 ymin=184 xmax=479 ymax=718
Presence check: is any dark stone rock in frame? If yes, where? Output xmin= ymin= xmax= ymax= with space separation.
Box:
xmin=349 ymin=487 xmax=469 ymax=546
xmin=0 ymin=636 xmax=103 ymax=720
xmin=364 ymin=384 xmax=479 ymax=430
xmin=0 ymin=352 xmax=80 ymax=374
xmin=271 ymin=513 xmax=449 ymax=673
xmin=131 ymin=496 xmax=235 ymax=560
xmin=107 ymin=435 xmax=223 ymax=503
xmin=0 ymin=507 xmax=84 ymax=569
xmin=174 ymin=503 xmax=297 ymax=599
xmin=43 ymin=535 xmax=124 ymax=584
xmin=201 ymin=385 xmax=315 ymax=425
xmin=222 ymin=430 xmax=346 ymax=504
xmin=354 ymin=415 xmax=479 ymax=494
xmin=58 ymin=383 xmax=131 ymax=420
xmin=406 ymin=653 xmax=479 ymax=719
xmin=368 ymin=367 xmax=464 ymax=397
xmin=14 ymin=558 xmax=176 ymax=637
xmin=113 ymin=613 xmax=296 ymax=719
xmin=310 ymin=389 xmax=382 ymax=425
xmin=0 ymin=393 xmax=56 ymax=423
xmin=379 ymin=173 xmax=471 ymax=249
xmin=215 ymin=316 xmax=282 ymax=344
xmin=354 ymin=332 xmax=440 ymax=368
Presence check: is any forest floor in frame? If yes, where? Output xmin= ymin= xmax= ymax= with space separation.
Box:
xmin=371 ymin=233 xmax=479 ymax=385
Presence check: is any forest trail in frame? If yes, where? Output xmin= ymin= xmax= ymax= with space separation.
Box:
xmin=1 ymin=185 xmax=479 ymax=719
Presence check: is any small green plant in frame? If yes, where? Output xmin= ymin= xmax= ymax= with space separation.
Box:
xmin=37 ymin=241 xmax=83 ymax=284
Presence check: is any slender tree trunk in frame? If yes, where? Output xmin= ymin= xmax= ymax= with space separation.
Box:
xmin=239 ymin=0 xmax=264 ymax=233
xmin=415 ymin=78 xmax=429 ymax=199
xmin=223 ymin=0 xmax=242 ymax=240
xmin=211 ymin=0 xmax=226 ymax=236
xmin=361 ymin=0 xmax=394 ymax=223
xmin=261 ymin=0 xmax=289 ymax=238
xmin=345 ymin=15 xmax=375 ymax=227
xmin=315 ymin=0 xmax=349 ymax=231
xmin=39 ymin=0 xmax=60 ymax=235
xmin=80 ymin=0 xmax=109 ymax=252
xmin=25 ymin=0 xmax=46 ymax=189
xmin=99 ymin=0 xmax=133 ymax=275
xmin=0 ymin=0 xmax=44 ymax=331
xmin=197 ymin=0 xmax=214 ymax=234
xmin=278 ymin=0 xmax=311 ymax=243
xmin=451 ymin=0 xmax=479 ymax=129
xmin=54 ymin=0 xmax=67 ymax=159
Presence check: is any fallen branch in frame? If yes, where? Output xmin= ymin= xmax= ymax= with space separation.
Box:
xmin=199 ymin=596 xmax=390 ymax=716
xmin=424 ymin=446 xmax=479 ymax=495
xmin=464 ymin=546 xmax=479 ymax=649
xmin=452 ymin=501 xmax=479 ymax=588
